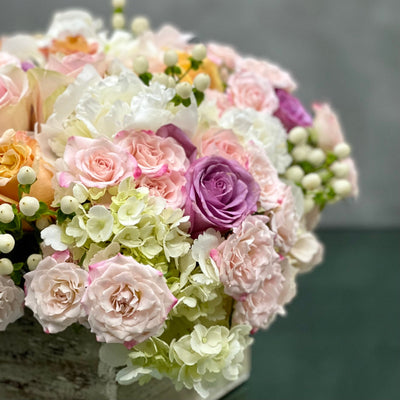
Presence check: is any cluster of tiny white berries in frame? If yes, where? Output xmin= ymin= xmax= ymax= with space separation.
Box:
xmin=285 ymin=126 xmax=353 ymax=212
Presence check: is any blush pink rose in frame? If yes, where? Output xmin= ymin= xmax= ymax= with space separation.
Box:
xmin=237 ymin=57 xmax=297 ymax=92
xmin=0 ymin=275 xmax=24 ymax=331
xmin=0 ymin=64 xmax=28 ymax=108
xmin=227 ymin=70 xmax=279 ymax=113
xmin=137 ymin=170 xmax=186 ymax=208
xmin=206 ymin=43 xmax=238 ymax=70
xmin=270 ymin=185 xmax=299 ymax=254
xmin=24 ymin=255 xmax=88 ymax=333
xmin=46 ymin=51 xmax=107 ymax=78
xmin=312 ymin=103 xmax=345 ymax=151
xmin=199 ymin=128 xmax=249 ymax=168
xmin=82 ymin=254 xmax=177 ymax=347
xmin=57 ymin=136 xmax=141 ymax=188
xmin=204 ymin=89 xmax=231 ymax=115
xmin=289 ymin=232 xmax=324 ymax=273
xmin=232 ymin=258 xmax=298 ymax=333
xmin=114 ymin=130 xmax=189 ymax=178
xmin=247 ymin=143 xmax=286 ymax=212
xmin=213 ymin=214 xmax=280 ymax=301
xmin=0 ymin=52 xmax=20 ymax=67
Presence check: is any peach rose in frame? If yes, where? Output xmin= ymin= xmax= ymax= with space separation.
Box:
xmin=24 ymin=255 xmax=88 ymax=333
xmin=0 ymin=129 xmax=54 ymax=204
xmin=247 ymin=143 xmax=286 ymax=212
xmin=0 ymin=275 xmax=24 ymax=331
xmin=114 ymin=130 xmax=189 ymax=178
xmin=312 ymin=103 xmax=345 ymax=151
xmin=214 ymin=214 xmax=280 ymax=301
xmin=227 ymin=70 xmax=278 ymax=113
xmin=82 ymin=254 xmax=177 ymax=347
xmin=199 ymin=128 xmax=248 ymax=168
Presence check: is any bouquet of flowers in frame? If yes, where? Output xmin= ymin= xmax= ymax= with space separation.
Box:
xmin=0 ymin=1 xmax=358 ymax=398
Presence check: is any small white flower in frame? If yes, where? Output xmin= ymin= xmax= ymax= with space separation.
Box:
xmin=41 ymin=225 xmax=68 ymax=251
xmin=86 ymin=206 xmax=114 ymax=242
xmin=117 ymin=197 xmax=145 ymax=226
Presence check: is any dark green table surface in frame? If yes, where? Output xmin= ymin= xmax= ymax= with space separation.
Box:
xmin=223 ymin=229 xmax=400 ymax=400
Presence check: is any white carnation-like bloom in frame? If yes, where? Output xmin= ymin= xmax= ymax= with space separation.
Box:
xmin=289 ymin=231 xmax=324 ymax=273
xmin=220 ymin=108 xmax=292 ymax=173
xmin=0 ymin=275 xmax=24 ymax=331
xmin=41 ymin=224 xmax=68 ymax=251
xmin=39 ymin=66 xmax=198 ymax=162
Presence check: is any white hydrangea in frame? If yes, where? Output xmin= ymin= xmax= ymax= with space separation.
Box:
xmin=220 ymin=108 xmax=292 ymax=173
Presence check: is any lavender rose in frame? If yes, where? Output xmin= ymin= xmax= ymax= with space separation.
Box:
xmin=185 ymin=155 xmax=260 ymax=236
xmin=274 ymin=89 xmax=312 ymax=131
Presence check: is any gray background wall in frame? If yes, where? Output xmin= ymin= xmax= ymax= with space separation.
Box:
xmin=0 ymin=0 xmax=399 ymax=228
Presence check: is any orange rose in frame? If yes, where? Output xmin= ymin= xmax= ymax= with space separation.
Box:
xmin=0 ymin=129 xmax=53 ymax=205
xmin=177 ymin=52 xmax=224 ymax=92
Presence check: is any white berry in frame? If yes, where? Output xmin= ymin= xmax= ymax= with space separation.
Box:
xmin=288 ymin=127 xmax=308 ymax=145
xmin=191 ymin=44 xmax=207 ymax=61
xmin=131 ymin=16 xmax=150 ymax=36
xmin=0 ymin=234 xmax=15 ymax=254
xmin=164 ymin=50 xmax=178 ymax=67
xmin=17 ymin=166 xmax=36 ymax=185
xmin=133 ymin=55 xmax=149 ymax=75
xmin=303 ymin=196 xmax=315 ymax=214
xmin=302 ymin=173 xmax=322 ymax=190
xmin=152 ymin=73 xmax=169 ymax=86
xmin=330 ymin=161 xmax=349 ymax=178
xmin=285 ymin=165 xmax=304 ymax=183
xmin=112 ymin=13 xmax=125 ymax=30
xmin=19 ymin=196 xmax=40 ymax=217
xmin=0 ymin=203 xmax=14 ymax=224
xmin=332 ymin=179 xmax=352 ymax=197
xmin=0 ymin=258 xmax=13 ymax=275
xmin=333 ymin=142 xmax=351 ymax=159
xmin=193 ymin=73 xmax=211 ymax=92
xmin=307 ymin=148 xmax=326 ymax=167
xmin=176 ymin=82 xmax=192 ymax=99
xmin=60 ymin=196 xmax=79 ymax=215
xmin=292 ymin=145 xmax=311 ymax=162
xmin=27 ymin=254 xmax=42 ymax=271
xmin=112 ymin=0 xmax=126 ymax=8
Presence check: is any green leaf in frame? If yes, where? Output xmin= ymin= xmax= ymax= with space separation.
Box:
xmin=182 ymin=98 xmax=191 ymax=107
xmin=57 ymin=209 xmax=75 ymax=224
xmin=193 ymin=89 xmax=205 ymax=106
xmin=139 ymin=72 xmax=153 ymax=86
xmin=189 ymin=57 xmax=202 ymax=70
xmin=10 ymin=269 xmax=23 ymax=286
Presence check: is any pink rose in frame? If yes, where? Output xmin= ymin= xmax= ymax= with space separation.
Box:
xmin=214 ymin=215 xmax=280 ymax=301
xmin=247 ymin=143 xmax=286 ymax=211
xmin=114 ymin=130 xmax=189 ymax=178
xmin=0 ymin=65 xmax=28 ymax=108
xmin=237 ymin=57 xmax=297 ymax=92
xmin=57 ymin=136 xmax=141 ymax=188
xmin=232 ymin=258 xmax=297 ymax=333
xmin=206 ymin=43 xmax=238 ymax=70
xmin=312 ymin=103 xmax=345 ymax=151
xmin=24 ymin=255 xmax=88 ymax=333
xmin=227 ymin=70 xmax=279 ymax=113
xmin=137 ymin=170 xmax=186 ymax=208
xmin=0 ymin=275 xmax=24 ymax=331
xmin=270 ymin=185 xmax=299 ymax=254
xmin=204 ymin=89 xmax=231 ymax=115
xmin=82 ymin=254 xmax=177 ymax=347
xmin=46 ymin=51 xmax=107 ymax=78
xmin=199 ymin=128 xmax=248 ymax=168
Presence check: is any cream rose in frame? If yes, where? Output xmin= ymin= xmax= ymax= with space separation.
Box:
xmin=289 ymin=232 xmax=324 ymax=273
xmin=24 ymin=255 xmax=88 ymax=333
xmin=0 ymin=275 xmax=24 ymax=331
xmin=214 ymin=215 xmax=280 ymax=300
xmin=82 ymin=254 xmax=177 ymax=347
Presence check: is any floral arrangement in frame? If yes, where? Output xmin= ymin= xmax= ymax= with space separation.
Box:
xmin=0 ymin=1 xmax=358 ymax=398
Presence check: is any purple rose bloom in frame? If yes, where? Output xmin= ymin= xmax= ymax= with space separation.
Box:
xmin=185 ymin=155 xmax=260 ymax=236
xmin=156 ymin=124 xmax=197 ymax=163
xmin=274 ymin=89 xmax=312 ymax=131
